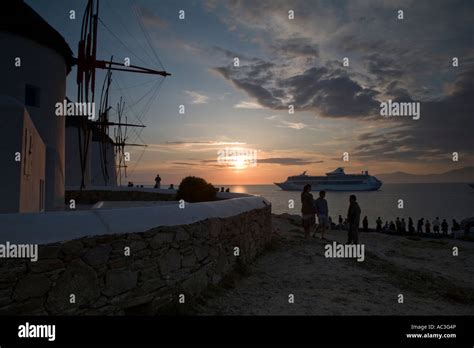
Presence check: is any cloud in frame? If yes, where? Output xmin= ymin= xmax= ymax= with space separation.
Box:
xmin=205 ymin=0 xmax=474 ymax=164
xmin=264 ymin=115 xmax=279 ymax=120
xmin=184 ymin=90 xmax=209 ymax=104
xmin=258 ymin=158 xmax=323 ymax=165
xmin=159 ymin=141 xmax=246 ymax=147
xmin=270 ymin=37 xmax=319 ymax=58
xmin=234 ymin=101 xmax=265 ymax=109
xmin=213 ymin=61 xmax=380 ymax=118
xmin=276 ymin=121 xmax=308 ymax=130
xmin=353 ymin=69 xmax=474 ymax=162
xmin=170 ymin=162 xmax=199 ymax=166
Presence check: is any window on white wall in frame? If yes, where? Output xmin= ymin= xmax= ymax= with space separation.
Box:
xmin=25 ymin=84 xmax=40 ymax=107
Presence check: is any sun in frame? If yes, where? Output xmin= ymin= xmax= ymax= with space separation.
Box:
xmin=232 ymin=155 xmax=248 ymax=170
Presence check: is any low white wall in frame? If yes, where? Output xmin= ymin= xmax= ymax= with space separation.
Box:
xmin=0 ymin=196 xmax=270 ymax=245
xmin=65 ymin=186 xmax=252 ymax=199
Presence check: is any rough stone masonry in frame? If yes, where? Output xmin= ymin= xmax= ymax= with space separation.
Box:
xmin=0 ymin=205 xmax=272 ymax=315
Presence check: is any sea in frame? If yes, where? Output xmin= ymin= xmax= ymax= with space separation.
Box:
xmin=225 ymin=183 xmax=474 ymax=225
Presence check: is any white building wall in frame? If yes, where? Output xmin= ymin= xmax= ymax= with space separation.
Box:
xmin=19 ymin=105 xmax=46 ymax=212
xmin=65 ymin=126 xmax=91 ymax=188
xmin=0 ymin=95 xmax=45 ymax=213
xmin=90 ymin=140 xmax=117 ymax=187
xmin=0 ymin=32 xmax=67 ymax=211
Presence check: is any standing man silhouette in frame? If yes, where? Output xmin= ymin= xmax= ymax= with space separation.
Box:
xmin=314 ymin=190 xmax=329 ymax=240
xmin=347 ymin=195 xmax=361 ymax=244
xmin=154 ymin=174 xmax=161 ymax=189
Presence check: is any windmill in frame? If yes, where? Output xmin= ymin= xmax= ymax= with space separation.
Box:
xmin=73 ymin=0 xmax=170 ymax=189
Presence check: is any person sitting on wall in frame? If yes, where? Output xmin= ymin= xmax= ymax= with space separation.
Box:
xmin=225 ymin=188 xmax=230 ymax=192
xmin=168 ymin=184 xmax=174 ymax=190
xmin=127 ymin=181 xmax=133 ymax=187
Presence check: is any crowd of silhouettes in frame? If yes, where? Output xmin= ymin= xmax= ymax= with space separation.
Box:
xmin=329 ymin=214 xmax=462 ymax=237
xmin=368 ymin=216 xmax=461 ymax=236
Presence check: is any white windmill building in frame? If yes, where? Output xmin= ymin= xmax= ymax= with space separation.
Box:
xmin=0 ymin=0 xmax=73 ymax=212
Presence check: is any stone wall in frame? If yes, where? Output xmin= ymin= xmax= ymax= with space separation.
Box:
xmin=0 ymin=205 xmax=272 ymax=315
xmin=65 ymin=190 xmax=177 ymax=204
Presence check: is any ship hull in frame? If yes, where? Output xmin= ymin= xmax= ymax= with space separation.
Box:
xmin=274 ymin=181 xmax=382 ymax=191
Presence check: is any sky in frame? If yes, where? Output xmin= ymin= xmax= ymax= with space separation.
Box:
xmin=27 ymin=0 xmax=474 ymax=185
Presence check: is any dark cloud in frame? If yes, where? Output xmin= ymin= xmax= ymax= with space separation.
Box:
xmin=365 ymin=53 xmax=404 ymax=80
xmin=270 ymin=37 xmax=319 ymax=58
xmin=170 ymin=162 xmax=199 ymax=166
xmin=258 ymin=158 xmax=323 ymax=165
xmin=213 ymin=60 xmax=381 ymax=118
xmin=353 ymin=69 xmax=474 ymax=162
xmin=385 ymin=81 xmax=414 ymax=102
xmin=208 ymin=0 xmax=474 ymax=163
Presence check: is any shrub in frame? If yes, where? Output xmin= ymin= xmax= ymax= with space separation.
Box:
xmin=176 ymin=176 xmax=217 ymax=203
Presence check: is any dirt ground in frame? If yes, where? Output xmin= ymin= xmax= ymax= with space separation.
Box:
xmin=192 ymin=213 xmax=474 ymax=315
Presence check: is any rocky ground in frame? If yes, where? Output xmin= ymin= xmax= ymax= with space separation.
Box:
xmin=192 ymin=213 xmax=474 ymax=315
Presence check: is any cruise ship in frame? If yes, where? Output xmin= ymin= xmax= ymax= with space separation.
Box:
xmin=274 ymin=168 xmax=382 ymax=191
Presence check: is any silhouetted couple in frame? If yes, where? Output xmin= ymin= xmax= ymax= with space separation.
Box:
xmin=301 ymin=185 xmax=328 ymax=240
xmin=300 ymin=185 xmax=361 ymax=244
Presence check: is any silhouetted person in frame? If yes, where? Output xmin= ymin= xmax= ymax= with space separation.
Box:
xmin=168 ymin=184 xmax=174 ymax=190
xmin=346 ymin=195 xmax=361 ymax=244
xmin=154 ymin=174 xmax=161 ymax=189
xmin=225 ymin=188 xmax=230 ymax=192
xmin=338 ymin=215 xmax=343 ymax=229
xmin=376 ymin=217 xmax=382 ymax=232
xmin=314 ymin=190 xmax=329 ymax=240
xmin=127 ymin=181 xmax=133 ymax=187
xmin=408 ymin=217 xmax=415 ymax=234
xmin=417 ymin=218 xmax=424 ymax=233
xmin=328 ymin=216 xmax=333 ymax=230
xmin=395 ymin=217 xmax=401 ymax=233
xmin=301 ymin=184 xmax=315 ymax=239
xmin=425 ymin=220 xmax=431 ymax=234
xmin=362 ymin=216 xmax=368 ymax=232
xmin=401 ymin=218 xmax=406 ymax=233
xmin=383 ymin=221 xmax=389 ymax=232
xmin=389 ymin=221 xmax=396 ymax=232
xmin=433 ymin=217 xmax=440 ymax=234
xmin=441 ymin=219 xmax=448 ymax=235
xmin=221 ymin=187 xmax=225 ymax=192
xmin=452 ymin=219 xmax=460 ymax=232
